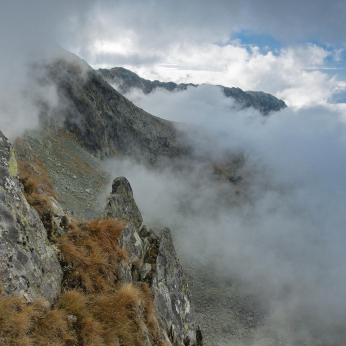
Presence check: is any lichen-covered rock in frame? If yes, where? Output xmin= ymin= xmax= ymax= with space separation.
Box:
xmin=104 ymin=177 xmax=143 ymax=230
xmin=119 ymin=224 xmax=144 ymax=262
xmin=48 ymin=196 xmax=68 ymax=240
xmin=151 ymin=228 xmax=197 ymax=346
xmin=0 ymin=130 xmax=62 ymax=303
xmin=120 ymin=224 xmax=199 ymax=345
xmin=117 ymin=223 xmax=144 ymax=283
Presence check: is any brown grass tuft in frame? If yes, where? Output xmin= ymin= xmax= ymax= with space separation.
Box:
xmin=17 ymin=153 xmax=59 ymax=202
xmin=19 ymin=172 xmax=54 ymax=223
xmin=0 ymin=292 xmax=78 ymax=345
xmin=8 ymin=146 xmax=166 ymax=345
xmin=58 ymin=218 xmax=128 ymax=293
xmin=0 ymin=266 xmax=164 ymax=346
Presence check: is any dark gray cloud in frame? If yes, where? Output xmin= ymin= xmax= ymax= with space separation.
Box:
xmin=245 ymin=0 xmax=346 ymax=45
xmin=88 ymin=0 xmax=346 ymax=46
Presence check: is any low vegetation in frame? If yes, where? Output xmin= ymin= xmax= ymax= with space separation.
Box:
xmin=0 ymin=164 xmax=166 ymax=345
xmin=0 ymin=280 xmax=163 ymax=346
xmin=0 ymin=216 xmax=164 ymax=345
xmin=58 ymin=217 xmax=128 ymax=293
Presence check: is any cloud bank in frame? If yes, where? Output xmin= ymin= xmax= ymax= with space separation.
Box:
xmin=105 ymin=86 xmax=346 ymax=345
xmin=0 ymin=1 xmax=345 ymax=343
xmin=0 ymin=0 xmax=345 ymax=139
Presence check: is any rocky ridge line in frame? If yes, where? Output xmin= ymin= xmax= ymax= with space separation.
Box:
xmin=104 ymin=176 xmax=200 ymax=345
xmin=98 ymin=66 xmax=287 ymax=115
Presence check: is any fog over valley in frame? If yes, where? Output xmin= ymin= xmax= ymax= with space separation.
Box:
xmin=0 ymin=1 xmax=346 ymax=345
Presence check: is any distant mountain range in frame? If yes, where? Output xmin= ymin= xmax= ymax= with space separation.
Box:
xmin=98 ymin=67 xmax=287 ymax=115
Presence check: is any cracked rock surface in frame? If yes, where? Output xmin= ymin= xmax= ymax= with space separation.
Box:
xmin=0 ymin=130 xmax=62 ymax=303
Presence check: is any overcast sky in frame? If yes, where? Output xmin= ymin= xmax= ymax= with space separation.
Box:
xmin=2 ymin=2 xmax=346 ymax=343
xmin=1 ymin=0 xmax=346 ymax=111
xmin=65 ymin=0 xmax=346 ymax=109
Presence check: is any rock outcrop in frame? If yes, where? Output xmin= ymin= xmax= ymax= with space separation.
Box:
xmin=98 ymin=66 xmax=287 ymax=115
xmin=0 ymin=130 xmax=62 ymax=303
xmin=151 ymin=228 xmax=197 ymax=346
xmin=104 ymin=176 xmax=143 ymax=230
xmin=104 ymin=177 xmax=200 ymax=346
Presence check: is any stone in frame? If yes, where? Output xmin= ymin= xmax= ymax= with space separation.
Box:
xmin=116 ymin=223 xmax=144 ymax=283
xmin=152 ymin=228 xmax=197 ymax=345
xmin=104 ymin=177 xmax=143 ymax=230
xmin=140 ymin=263 xmax=152 ymax=280
xmin=0 ymin=130 xmax=62 ymax=303
xmin=118 ymin=224 xmax=144 ymax=262
xmin=67 ymin=315 xmax=77 ymax=323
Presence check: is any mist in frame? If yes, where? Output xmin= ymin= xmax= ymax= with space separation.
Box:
xmin=0 ymin=0 xmax=95 ymax=139
xmin=105 ymin=86 xmax=346 ymax=345
xmin=1 ymin=0 xmax=346 ymax=343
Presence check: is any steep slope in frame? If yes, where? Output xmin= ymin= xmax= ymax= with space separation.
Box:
xmin=98 ymin=67 xmax=287 ymax=115
xmin=14 ymin=127 xmax=109 ymax=220
xmin=0 ymin=135 xmax=202 ymax=345
xmin=46 ymin=58 xmax=185 ymax=164
xmin=9 ymin=53 xmax=255 ymax=345
xmin=14 ymin=54 xmax=245 ymax=220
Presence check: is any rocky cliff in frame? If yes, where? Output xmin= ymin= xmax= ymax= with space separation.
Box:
xmin=104 ymin=177 xmax=200 ymax=345
xmin=13 ymin=54 xmax=245 ymax=221
xmin=98 ymin=67 xmax=287 ymax=115
xmin=0 ymin=130 xmax=201 ymax=345
xmin=0 ymin=130 xmax=62 ymax=303
xmin=4 ymin=52 xmax=283 ymax=345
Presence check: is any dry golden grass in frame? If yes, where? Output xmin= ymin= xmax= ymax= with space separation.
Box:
xmin=55 ymin=216 xmax=165 ymax=346
xmin=58 ymin=218 xmax=127 ymax=293
xmin=19 ymin=173 xmax=54 ymax=224
xmin=12 ymin=145 xmax=165 ymax=345
xmin=0 ymin=293 xmax=77 ymax=345
xmin=0 ymin=280 xmax=163 ymax=346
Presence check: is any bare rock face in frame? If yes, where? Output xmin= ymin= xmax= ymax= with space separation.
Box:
xmin=151 ymin=228 xmax=197 ymax=345
xmin=104 ymin=177 xmax=143 ymax=230
xmin=0 ymin=130 xmax=62 ymax=303
xmin=117 ymin=224 xmax=144 ymax=283
xmin=47 ymin=57 xmax=184 ymax=164
xmin=104 ymin=177 xmax=200 ymax=345
xmin=119 ymin=225 xmax=199 ymax=346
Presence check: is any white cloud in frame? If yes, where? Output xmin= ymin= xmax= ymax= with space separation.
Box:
xmin=100 ymin=42 xmax=346 ymax=110
xmin=104 ymin=86 xmax=346 ymax=344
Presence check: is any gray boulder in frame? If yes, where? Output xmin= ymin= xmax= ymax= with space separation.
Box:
xmin=104 ymin=177 xmax=143 ymax=230
xmin=118 ymin=224 xmax=144 ymax=262
xmin=151 ymin=228 xmax=197 ymax=346
xmin=0 ymin=130 xmax=62 ymax=303
xmin=117 ymin=224 xmax=144 ymax=283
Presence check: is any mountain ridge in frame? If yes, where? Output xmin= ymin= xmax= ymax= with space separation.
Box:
xmin=98 ymin=66 xmax=287 ymax=115
xmin=4 ymin=52 xmax=276 ymax=346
